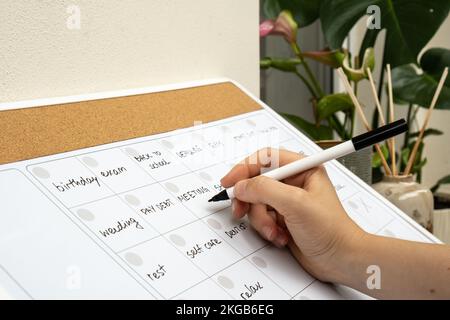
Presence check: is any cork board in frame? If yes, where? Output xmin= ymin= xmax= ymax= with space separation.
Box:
xmin=0 ymin=82 xmax=261 ymax=165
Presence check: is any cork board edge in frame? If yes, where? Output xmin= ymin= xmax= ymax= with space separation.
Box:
xmin=0 ymin=80 xmax=262 ymax=164
xmin=0 ymin=78 xmax=236 ymax=111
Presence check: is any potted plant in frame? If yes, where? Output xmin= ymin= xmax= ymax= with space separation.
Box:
xmin=371 ymin=48 xmax=450 ymax=230
xmin=260 ymin=10 xmax=375 ymax=183
xmin=260 ymin=0 xmax=450 ymax=189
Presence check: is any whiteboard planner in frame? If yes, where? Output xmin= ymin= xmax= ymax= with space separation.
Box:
xmin=0 ymin=81 xmax=438 ymax=300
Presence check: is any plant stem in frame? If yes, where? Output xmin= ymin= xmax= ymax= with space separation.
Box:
xmin=349 ymin=80 xmax=358 ymax=138
xmin=350 ymin=102 xmax=356 ymax=138
xmin=377 ymin=42 xmax=387 ymax=128
xmin=343 ymin=112 xmax=349 ymax=135
xmin=294 ymin=70 xmax=318 ymax=99
xmin=291 ymin=43 xmax=325 ymax=98
xmin=329 ymin=114 xmax=346 ymax=140
xmin=403 ymin=103 xmax=413 ymax=149
xmin=292 ymin=42 xmax=346 ymax=140
xmin=411 ymin=105 xmax=419 ymax=129
xmin=292 ymin=41 xmax=352 ymax=140
xmin=417 ymin=146 xmax=423 ymax=183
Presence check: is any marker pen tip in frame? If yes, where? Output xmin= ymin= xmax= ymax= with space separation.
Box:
xmin=208 ymin=190 xmax=229 ymax=202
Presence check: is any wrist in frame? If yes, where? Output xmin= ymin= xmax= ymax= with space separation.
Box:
xmin=325 ymin=226 xmax=374 ymax=286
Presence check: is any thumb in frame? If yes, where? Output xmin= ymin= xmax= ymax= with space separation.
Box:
xmin=233 ymin=176 xmax=307 ymax=215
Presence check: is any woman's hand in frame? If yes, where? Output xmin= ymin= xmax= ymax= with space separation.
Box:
xmin=222 ymin=148 xmax=450 ymax=299
xmin=221 ymin=148 xmax=366 ymax=282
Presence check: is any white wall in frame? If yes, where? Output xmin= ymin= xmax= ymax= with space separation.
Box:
xmin=0 ymin=0 xmax=260 ymax=104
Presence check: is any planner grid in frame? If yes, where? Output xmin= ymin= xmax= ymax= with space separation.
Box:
xmin=3 ymin=109 xmax=433 ymax=300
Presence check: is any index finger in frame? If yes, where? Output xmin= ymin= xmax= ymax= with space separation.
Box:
xmin=220 ymin=148 xmax=303 ymax=188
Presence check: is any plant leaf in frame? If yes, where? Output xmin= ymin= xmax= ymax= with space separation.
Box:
xmin=401 ymin=140 xmax=425 ymax=175
xmin=316 ymin=93 xmax=353 ymax=122
xmin=420 ymin=48 xmax=450 ymax=87
xmin=302 ymin=49 xmax=346 ymax=68
xmin=410 ymin=128 xmax=443 ymax=138
xmin=262 ymin=0 xmax=321 ymax=27
xmin=401 ymin=147 xmax=410 ymax=168
xmin=392 ymin=64 xmax=450 ymax=109
xmin=262 ymin=0 xmax=282 ymax=19
xmin=358 ymin=28 xmax=379 ymax=64
xmin=342 ymin=48 xmax=375 ymax=82
xmin=372 ymin=143 xmax=389 ymax=168
xmin=320 ymin=0 xmax=450 ymax=67
xmin=431 ymin=174 xmax=450 ymax=193
xmin=280 ymin=112 xmax=333 ymax=140
xmin=414 ymin=157 xmax=427 ymax=172
xmin=260 ymin=57 xmax=302 ymax=72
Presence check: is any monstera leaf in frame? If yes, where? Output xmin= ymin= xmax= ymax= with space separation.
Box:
xmin=392 ymin=64 xmax=450 ymax=110
xmin=263 ymin=0 xmax=321 ymax=27
xmin=420 ymin=48 xmax=450 ymax=87
xmin=320 ymin=0 xmax=450 ymax=67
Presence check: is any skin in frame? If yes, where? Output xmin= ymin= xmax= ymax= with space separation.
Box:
xmin=221 ymin=148 xmax=450 ymax=300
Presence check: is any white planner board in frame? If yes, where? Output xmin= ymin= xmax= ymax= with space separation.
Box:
xmin=0 ymin=79 xmax=438 ymax=300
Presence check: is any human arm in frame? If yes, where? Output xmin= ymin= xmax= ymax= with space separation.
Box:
xmin=221 ymin=148 xmax=450 ymax=299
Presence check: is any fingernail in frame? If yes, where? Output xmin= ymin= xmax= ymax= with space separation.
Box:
xmin=262 ymin=226 xmax=275 ymax=241
xmin=274 ymin=233 xmax=288 ymax=248
xmin=231 ymin=200 xmax=236 ymax=214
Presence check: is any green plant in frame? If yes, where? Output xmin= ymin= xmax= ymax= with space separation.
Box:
xmin=260 ymin=10 xmax=374 ymax=141
xmin=263 ymin=0 xmax=450 ymax=189
xmin=391 ymin=47 xmax=450 ymax=186
xmin=431 ymin=174 xmax=450 ymax=193
xmin=264 ymin=0 xmax=450 ymax=104
xmin=318 ymin=1 xmax=450 ymax=179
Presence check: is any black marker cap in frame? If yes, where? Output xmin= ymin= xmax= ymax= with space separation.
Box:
xmin=351 ymin=119 xmax=408 ymax=151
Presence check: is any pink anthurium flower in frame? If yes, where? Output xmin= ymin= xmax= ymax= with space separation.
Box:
xmin=259 ymin=10 xmax=298 ymax=44
xmin=259 ymin=20 xmax=275 ymax=37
